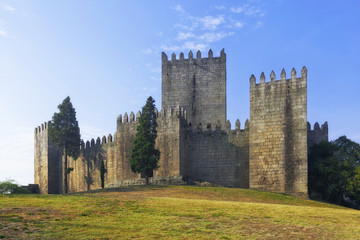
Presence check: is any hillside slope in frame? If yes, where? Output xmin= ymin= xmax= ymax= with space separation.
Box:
xmin=1 ymin=186 xmax=359 ymax=239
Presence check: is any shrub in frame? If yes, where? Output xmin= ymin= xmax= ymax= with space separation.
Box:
xmin=0 ymin=180 xmax=30 ymax=194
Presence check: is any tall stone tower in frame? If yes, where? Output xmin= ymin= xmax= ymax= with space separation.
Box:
xmin=249 ymin=67 xmax=308 ymax=197
xmin=161 ymin=49 xmax=226 ymax=128
xmin=34 ymin=122 xmax=62 ymax=194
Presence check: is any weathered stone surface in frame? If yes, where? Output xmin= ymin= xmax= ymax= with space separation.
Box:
xmin=34 ymin=122 xmax=62 ymax=194
xmin=161 ymin=50 xmax=226 ymax=128
xmin=249 ymin=69 xmax=308 ymax=197
xmin=307 ymin=121 xmax=328 ymax=147
xmin=183 ymin=127 xmax=249 ymax=188
xmin=34 ymin=50 xmax=328 ymax=197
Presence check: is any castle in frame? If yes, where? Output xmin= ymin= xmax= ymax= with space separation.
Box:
xmin=34 ymin=49 xmax=328 ymax=197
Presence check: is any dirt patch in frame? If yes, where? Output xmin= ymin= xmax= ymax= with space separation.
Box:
xmin=0 ymin=207 xmax=60 ymax=239
xmin=238 ymin=218 xmax=331 ymax=240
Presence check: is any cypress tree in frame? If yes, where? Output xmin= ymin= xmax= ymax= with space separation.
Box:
xmin=130 ymin=96 xmax=160 ymax=185
xmin=48 ymin=96 xmax=80 ymax=193
xmin=100 ymin=160 xmax=107 ymax=189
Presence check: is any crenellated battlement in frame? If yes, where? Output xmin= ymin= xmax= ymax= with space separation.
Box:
xmin=186 ymin=118 xmax=250 ymax=135
xmin=230 ymin=119 xmax=250 ymax=135
xmin=162 ymin=49 xmax=225 ymax=63
xmin=250 ymin=67 xmax=307 ymax=90
xmin=34 ymin=121 xmax=51 ymax=135
xmin=116 ymin=106 xmax=189 ymax=129
xmin=158 ymin=106 xmax=187 ymax=120
xmin=81 ymin=133 xmax=115 ymax=151
xmin=117 ymin=111 xmax=141 ymax=129
xmin=307 ymin=121 xmax=328 ymax=147
xmin=307 ymin=121 xmax=328 ymax=132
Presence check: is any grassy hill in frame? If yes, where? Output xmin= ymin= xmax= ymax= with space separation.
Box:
xmin=1 ymin=185 xmax=359 ymax=239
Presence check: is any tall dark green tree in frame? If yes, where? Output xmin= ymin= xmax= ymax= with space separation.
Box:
xmin=130 ymin=96 xmax=160 ymax=185
xmin=100 ymin=159 xmax=107 ymax=189
xmin=308 ymin=136 xmax=360 ymax=206
xmin=48 ymin=96 xmax=81 ymax=194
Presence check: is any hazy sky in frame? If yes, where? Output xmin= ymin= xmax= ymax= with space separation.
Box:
xmin=1 ymin=1 xmax=359 ymax=185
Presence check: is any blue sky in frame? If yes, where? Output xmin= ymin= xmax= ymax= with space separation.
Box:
xmin=0 ymin=0 xmax=359 ymax=185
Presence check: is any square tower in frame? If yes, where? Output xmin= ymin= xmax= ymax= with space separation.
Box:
xmin=161 ymin=49 xmax=226 ymax=128
xmin=34 ymin=122 xmax=62 ymax=194
xmin=249 ymin=68 xmax=308 ymax=197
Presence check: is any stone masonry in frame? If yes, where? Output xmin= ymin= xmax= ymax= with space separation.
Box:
xmin=34 ymin=49 xmax=328 ymax=197
xmin=249 ymin=68 xmax=308 ymax=197
xmin=307 ymin=122 xmax=328 ymax=148
xmin=162 ymin=49 xmax=226 ymax=128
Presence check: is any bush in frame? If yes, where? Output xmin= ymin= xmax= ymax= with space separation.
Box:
xmin=0 ymin=180 xmax=31 ymax=194
xmin=308 ymin=136 xmax=360 ymax=207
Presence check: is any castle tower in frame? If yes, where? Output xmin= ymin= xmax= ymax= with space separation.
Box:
xmin=307 ymin=121 xmax=328 ymax=147
xmin=249 ymin=67 xmax=308 ymax=197
xmin=161 ymin=49 xmax=226 ymax=128
xmin=34 ymin=122 xmax=62 ymax=194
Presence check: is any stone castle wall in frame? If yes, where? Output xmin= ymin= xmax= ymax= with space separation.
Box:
xmin=155 ymin=107 xmax=182 ymax=178
xmin=34 ymin=49 xmax=329 ymax=196
xmin=46 ymin=108 xmax=187 ymax=193
xmin=66 ymin=134 xmax=119 ymax=193
xmin=183 ymin=120 xmax=249 ymax=187
xmin=249 ymin=68 xmax=308 ymax=196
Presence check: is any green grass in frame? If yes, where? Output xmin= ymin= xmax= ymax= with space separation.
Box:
xmin=1 ymin=185 xmax=359 ymax=239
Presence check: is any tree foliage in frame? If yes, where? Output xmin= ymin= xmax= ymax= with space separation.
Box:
xmin=48 ymin=96 xmax=81 ymax=193
xmin=130 ymin=96 xmax=160 ymax=184
xmin=48 ymin=96 xmax=81 ymax=159
xmin=100 ymin=160 xmax=107 ymax=189
xmin=308 ymin=136 xmax=360 ymax=206
xmin=0 ymin=180 xmax=30 ymax=194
